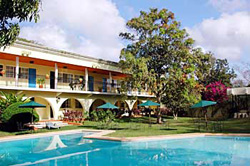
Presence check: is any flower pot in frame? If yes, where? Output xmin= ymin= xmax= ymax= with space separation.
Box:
xmin=39 ymin=85 xmax=43 ymax=88
xmin=0 ymin=70 xmax=5 ymax=75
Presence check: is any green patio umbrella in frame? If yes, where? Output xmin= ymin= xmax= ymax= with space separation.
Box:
xmin=19 ymin=101 xmax=46 ymax=124
xmin=191 ymin=100 xmax=217 ymax=108
xmin=138 ymin=100 xmax=160 ymax=126
xmin=139 ymin=100 xmax=160 ymax=107
xmin=191 ymin=100 xmax=217 ymax=127
xmin=97 ymin=102 xmax=119 ymax=109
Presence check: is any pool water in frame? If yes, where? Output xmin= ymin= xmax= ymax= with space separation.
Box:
xmin=0 ymin=133 xmax=250 ymax=166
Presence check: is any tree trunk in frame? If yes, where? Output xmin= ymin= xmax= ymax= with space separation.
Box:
xmin=157 ymin=113 xmax=162 ymax=124
xmin=173 ymin=112 xmax=178 ymax=120
xmin=156 ymin=96 xmax=162 ymax=124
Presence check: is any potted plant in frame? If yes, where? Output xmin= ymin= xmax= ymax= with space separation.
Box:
xmin=0 ymin=70 xmax=5 ymax=75
xmin=98 ymin=86 xmax=102 ymax=92
xmin=37 ymin=78 xmax=45 ymax=88
xmin=79 ymin=78 xmax=83 ymax=83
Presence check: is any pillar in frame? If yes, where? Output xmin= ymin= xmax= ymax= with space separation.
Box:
xmin=55 ymin=63 xmax=58 ymax=89
xmin=109 ymin=72 xmax=112 ymax=92
xmin=15 ymin=57 xmax=19 ymax=87
xmin=85 ymin=68 xmax=88 ymax=91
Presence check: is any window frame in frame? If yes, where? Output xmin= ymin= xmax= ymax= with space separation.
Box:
xmin=6 ymin=66 xmax=16 ymax=78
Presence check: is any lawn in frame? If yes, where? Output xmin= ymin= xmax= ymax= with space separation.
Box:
xmin=0 ymin=117 xmax=249 ymax=138
xmin=82 ymin=117 xmax=250 ymax=137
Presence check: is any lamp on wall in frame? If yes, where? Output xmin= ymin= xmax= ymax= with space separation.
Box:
xmin=56 ymin=96 xmax=60 ymax=103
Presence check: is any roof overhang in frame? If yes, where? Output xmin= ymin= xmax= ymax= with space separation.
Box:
xmin=227 ymin=87 xmax=250 ymax=96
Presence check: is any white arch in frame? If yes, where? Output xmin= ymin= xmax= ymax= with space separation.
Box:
xmin=27 ymin=96 xmax=56 ymax=121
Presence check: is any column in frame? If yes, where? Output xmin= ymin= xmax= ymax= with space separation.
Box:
xmin=109 ymin=72 xmax=112 ymax=92
xmin=15 ymin=57 xmax=19 ymax=87
xmin=85 ymin=68 xmax=88 ymax=91
xmin=55 ymin=63 xmax=58 ymax=89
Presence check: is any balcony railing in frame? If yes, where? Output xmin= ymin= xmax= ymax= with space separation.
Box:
xmin=0 ymin=75 xmax=152 ymax=96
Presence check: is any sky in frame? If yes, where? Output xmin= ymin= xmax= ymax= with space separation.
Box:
xmin=19 ymin=0 xmax=250 ymax=64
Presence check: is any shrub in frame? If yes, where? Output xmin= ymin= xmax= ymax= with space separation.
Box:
xmin=90 ymin=109 xmax=115 ymax=123
xmin=1 ymin=102 xmax=39 ymax=123
xmin=204 ymin=81 xmax=228 ymax=103
xmin=0 ymin=91 xmax=28 ymax=120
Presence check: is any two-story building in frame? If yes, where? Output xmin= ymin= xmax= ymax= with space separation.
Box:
xmin=0 ymin=39 xmax=154 ymax=121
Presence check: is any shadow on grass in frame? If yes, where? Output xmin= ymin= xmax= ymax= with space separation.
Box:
xmin=160 ymin=128 xmax=177 ymax=131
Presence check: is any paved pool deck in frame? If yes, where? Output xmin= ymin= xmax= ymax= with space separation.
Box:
xmin=0 ymin=129 xmax=250 ymax=142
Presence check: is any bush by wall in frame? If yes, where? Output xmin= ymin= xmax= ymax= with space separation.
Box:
xmin=1 ymin=102 xmax=39 ymax=123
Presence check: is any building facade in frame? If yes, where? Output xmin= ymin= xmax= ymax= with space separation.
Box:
xmin=0 ymin=39 xmax=154 ymax=121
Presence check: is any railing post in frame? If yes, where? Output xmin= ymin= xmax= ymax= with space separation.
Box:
xmin=85 ymin=68 xmax=88 ymax=91
xmin=55 ymin=63 xmax=58 ymax=89
xmin=15 ymin=57 xmax=19 ymax=87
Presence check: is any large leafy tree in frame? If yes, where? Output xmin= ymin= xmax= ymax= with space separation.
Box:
xmin=119 ymin=8 xmax=205 ymax=123
xmin=202 ymin=59 xmax=236 ymax=87
xmin=0 ymin=0 xmax=40 ymax=48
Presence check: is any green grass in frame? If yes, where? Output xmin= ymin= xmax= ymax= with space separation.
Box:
xmin=0 ymin=117 xmax=249 ymax=138
xmin=81 ymin=117 xmax=250 ymax=137
xmin=0 ymin=125 xmax=86 ymax=137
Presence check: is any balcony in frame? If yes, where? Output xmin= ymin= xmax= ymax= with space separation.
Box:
xmin=0 ymin=74 xmax=153 ymax=97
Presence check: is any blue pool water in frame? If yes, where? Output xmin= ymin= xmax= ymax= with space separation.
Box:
xmin=0 ymin=133 xmax=250 ymax=166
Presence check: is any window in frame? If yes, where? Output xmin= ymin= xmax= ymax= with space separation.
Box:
xmin=58 ymin=73 xmax=73 ymax=83
xmin=74 ymin=75 xmax=84 ymax=82
xmin=63 ymin=73 xmax=73 ymax=83
xmin=19 ymin=68 xmax=29 ymax=79
xmin=6 ymin=66 xmax=15 ymax=78
xmin=58 ymin=73 xmax=63 ymax=83
xmin=75 ymin=100 xmax=82 ymax=108
xmin=61 ymin=99 xmax=71 ymax=108
xmin=0 ymin=65 xmax=3 ymax=77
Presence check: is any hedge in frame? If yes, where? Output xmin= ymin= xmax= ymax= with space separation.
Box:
xmin=1 ymin=102 xmax=39 ymax=123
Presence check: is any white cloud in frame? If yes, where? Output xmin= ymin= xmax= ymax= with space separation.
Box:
xmin=186 ymin=12 xmax=250 ymax=61
xmin=20 ymin=0 xmax=126 ymax=61
xmin=209 ymin=0 xmax=250 ymax=13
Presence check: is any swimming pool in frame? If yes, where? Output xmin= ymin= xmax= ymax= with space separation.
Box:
xmin=0 ymin=133 xmax=249 ymax=166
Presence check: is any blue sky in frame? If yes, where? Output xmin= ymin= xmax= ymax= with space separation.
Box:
xmin=114 ymin=0 xmax=220 ymax=27
xmin=19 ymin=0 xmax=250 ymax=64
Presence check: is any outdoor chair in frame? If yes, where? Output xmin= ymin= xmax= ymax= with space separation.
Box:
xmin=46 ymin=122 xmax=60 ymax=129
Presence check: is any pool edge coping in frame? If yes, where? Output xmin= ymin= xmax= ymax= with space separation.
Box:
xmin=84 ymin=132 xmax=250 ymax=142
xmin=1 ymin=130 xmax=250 ymax=143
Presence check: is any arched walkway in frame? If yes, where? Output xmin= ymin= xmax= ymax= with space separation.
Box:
xmin=115 ymin=100 xmax=129 ymax=110
xmin=132 ymin=100 xmax=142 ymax=110
xmin=32 ymin=97 xmax=55 ymax=121
xmin=59 ymin=98 xmax=84 ymax=122
xmin=59 ymin=98 xmax=84 ymax=112
xmin=89 ymin=99 xmax=106 ymax=114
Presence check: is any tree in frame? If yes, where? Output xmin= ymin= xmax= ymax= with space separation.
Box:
xmin=234 ymin=62 xmax=250 ymax=86
xmin=119 ymin=8 xmax=204 ymax=123
xmin=203 ymin=59 xmax=236 ymax=87
xmin=204 ymin=81 xmax=228 ymax=103
xmin=0 ymin=0 xmax=40 ymax=48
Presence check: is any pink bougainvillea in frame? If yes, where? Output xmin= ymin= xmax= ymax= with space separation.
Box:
xmin=204 ymin=81 xmax=228 ymax=103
